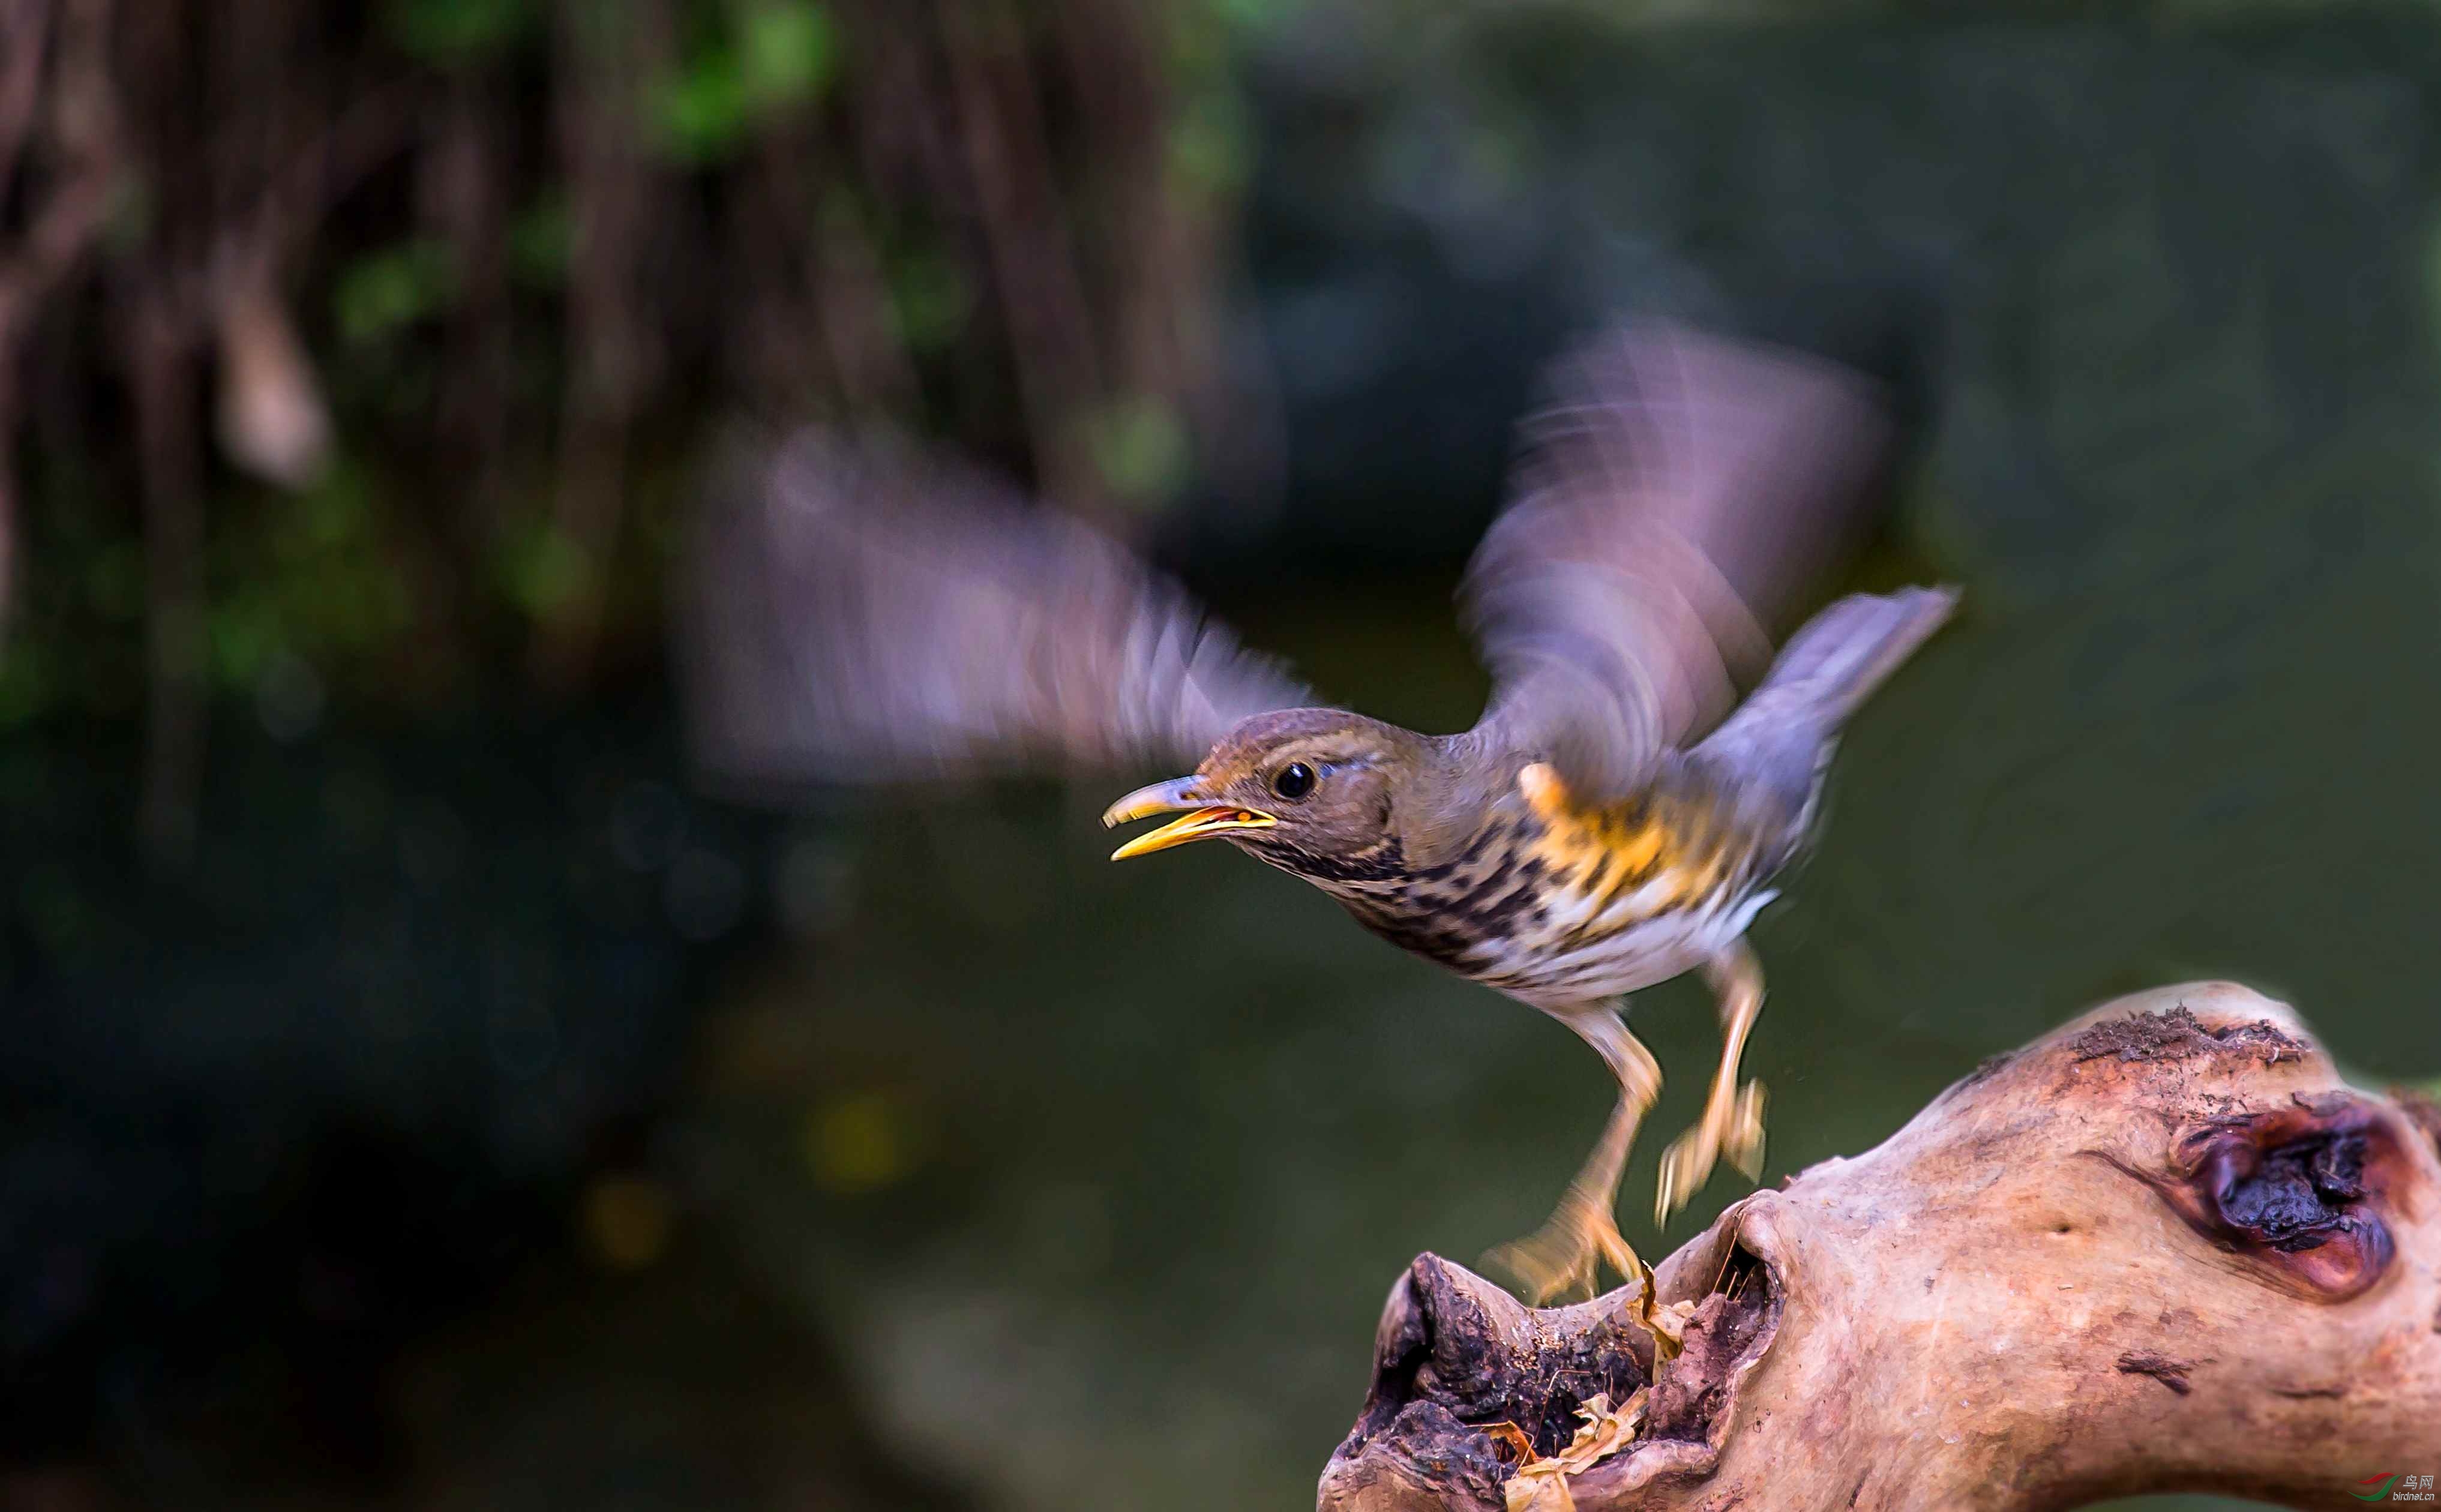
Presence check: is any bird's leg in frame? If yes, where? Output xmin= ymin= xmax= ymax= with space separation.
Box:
xmin=1486 ymin=1004 xmax=1663 ymax=1309
xmin=1656 ymin=940 xmax=1769 ymax=1224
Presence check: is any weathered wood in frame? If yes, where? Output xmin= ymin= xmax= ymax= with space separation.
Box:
xmin=1321 ymin=982 xmax=2441 ymax=1511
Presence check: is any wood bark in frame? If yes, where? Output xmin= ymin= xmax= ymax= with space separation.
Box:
xmin=1320 ymin=982 xmax=2441 ymax=1511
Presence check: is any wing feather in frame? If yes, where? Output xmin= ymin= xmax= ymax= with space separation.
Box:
xmin=1463 ymin=322 xmax=1894 ymax=798
xmin=678 ymin=427 xmax=1307 ymax=796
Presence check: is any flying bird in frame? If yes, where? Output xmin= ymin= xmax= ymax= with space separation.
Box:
xmin=682 ymin=322 xmax=1957 ymax=1310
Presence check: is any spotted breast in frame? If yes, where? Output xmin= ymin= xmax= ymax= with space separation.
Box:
xmin=1325 ymin=758 xmax=1809 ymax=1015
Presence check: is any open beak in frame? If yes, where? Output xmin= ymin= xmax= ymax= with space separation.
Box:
xmin=1100 ymin=777 xmax=1276 ymax=861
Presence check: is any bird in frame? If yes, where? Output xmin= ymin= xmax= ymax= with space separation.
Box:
xmin=679 ymin=320 xmax=1957 ymax=1315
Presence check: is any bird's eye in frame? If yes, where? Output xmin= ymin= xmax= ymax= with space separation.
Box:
xmin=1272 ymin=762 xmax=1317 ymax=800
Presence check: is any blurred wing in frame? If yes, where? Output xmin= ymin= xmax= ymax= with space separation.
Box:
xmin=1462 ymin=322 xmax=1894 ymax=799
xmin=679 ymin=427 xmax=1307 ymax=797
xmin=1687 ymin=584 xmax=1959 ymax=825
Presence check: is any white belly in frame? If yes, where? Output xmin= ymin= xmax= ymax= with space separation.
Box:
xmin=1470 ymin=887 xmax=1776 ymax=1012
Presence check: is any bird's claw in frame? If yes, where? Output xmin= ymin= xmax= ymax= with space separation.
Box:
xmin=1654 ymin=1128 xmax=1708 ymax=1226
xmin=1487 ymin=1191 xmax=1639 ymax=1307
xmin=1728 ymin=1078 xmax=1768 ymax=1183
xmin=1655 ymin=1078 xmax=1769 ymax=1225
xmin=1488 ymin=1202 xmax=1684 ymax=1361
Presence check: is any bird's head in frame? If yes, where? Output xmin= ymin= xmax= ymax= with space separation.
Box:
xmin=1100 ymin=709 xmax=1430 ymax=883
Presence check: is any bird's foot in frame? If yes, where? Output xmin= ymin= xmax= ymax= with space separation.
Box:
xmin=1486 ymin=1190 xmax=1639 ymax=1307
xmin=1728 ymin=1078 xmax=1768 ymax=1182
xmin=1655 ymin=1078 xmax=1769 ymax=1224
xmin=1486 ymin=1201 xmax=1685 ymax=1360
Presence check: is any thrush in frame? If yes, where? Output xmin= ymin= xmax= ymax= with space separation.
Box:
xmin=682 ymin=321 xmax=1957 ymax=1313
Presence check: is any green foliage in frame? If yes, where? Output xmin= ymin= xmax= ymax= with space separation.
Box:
xmin=650 ymin=1 xmax=838 ymax=163
xmin=496 ymin=516 xmax=598 ymax=617
xmin=651 ymin=56 xmax=752 ymax=163
xmin=333 ymin=241 xmax=461 ymax=345
xmin=81 ymin=541 xmax=145 ymax=626
xmin=1168 ymin=0 xmax=1265 ymax=194
xmin=1082 ymin=395 xmax=1192 ymax=507
xmin=509 ymin=194 xmax=573 ymax=288
xmin=1170 ymin=85 xmax=1252 ymax=193
xmin=382 ymin=0 xmax=533 ymax=63
xmin=1215 ymin=0 xmax=1296 ymax=24
xmin=1 ymin=0 xmax=1314 ymax=724
xmin=740 ymin=1 xmax=837 ymax=107
xmin=208 ymin=460 xmax=415 ymax=691
xmin=0 ymin=642 xmax=51 ymax=725
xmin=886 ymin=247 xmax=973 ymax=353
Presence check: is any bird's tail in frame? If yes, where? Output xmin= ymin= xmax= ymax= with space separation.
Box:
xmin=1692 ymin=586 xmax=1958 ymax=798
xmin=1756 ymin=586 xmax=1957 ymax=727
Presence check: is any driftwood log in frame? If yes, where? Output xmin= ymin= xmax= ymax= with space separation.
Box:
xmin=1321 ymin=982 xmax=2441 ymax=1511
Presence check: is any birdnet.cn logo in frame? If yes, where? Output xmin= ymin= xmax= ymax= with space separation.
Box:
xmin=2358 ymin=1473 xmax=2437 ymax=1502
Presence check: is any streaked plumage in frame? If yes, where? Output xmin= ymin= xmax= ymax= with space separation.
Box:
xmin=680 ymin=320 xmax=1958 ymax=1321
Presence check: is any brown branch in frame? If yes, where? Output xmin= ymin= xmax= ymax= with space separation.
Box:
xmin=200 ymin=4 xmax=416 ymax=494
xmin=425 ymin=73 xmax=513 ymax=521
xmin=935 ymin=0 xmax=1109 ymax=521
xmin=1321 ymin=982 xmax=2441 ymax=1511
xmin=0 ymin=0 xmax=122 ymax=334
xmin=730 ymin=118 xmax=916 ymax=420
xmin=123 ymin=284 xmax=207 ymax=868
xmin=802 ymin=159 xmax=920 ymax=418
xmin=531 ymin=0 xmax=671 ymax=690
xmin=0 ymin=0 xmax=122 ymax=623
xmin=266 ymin=79 xmax=421 ymax=253
xmin=1045 ymin=0 xmax=1168 ymax=386
xmin=0 ymin=0 xmax=53 ymax=185
xmin=1046 ymin=0 xmax=1278 ymax=517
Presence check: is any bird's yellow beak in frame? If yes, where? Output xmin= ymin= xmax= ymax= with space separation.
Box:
xmin=1100 ymin=777 xmax=1276 ymax=860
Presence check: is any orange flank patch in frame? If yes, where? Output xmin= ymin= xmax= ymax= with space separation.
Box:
xmin=1516 ymin=763 xmax=1687 ymax=918
xmin=1674 ymin=845 xmax=1727 ymax=911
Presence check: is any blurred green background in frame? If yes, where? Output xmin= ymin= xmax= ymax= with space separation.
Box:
xmin=2 ymin=1 xmax=2437 ymax=1508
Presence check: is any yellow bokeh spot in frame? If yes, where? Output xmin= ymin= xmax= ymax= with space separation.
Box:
xmin=582 ymin=1175 xmax=674 ymax=1271
xmin=805 ymin=1091 xmax=919 ymax=1194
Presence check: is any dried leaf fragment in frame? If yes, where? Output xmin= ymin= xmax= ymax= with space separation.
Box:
xmin=1481 ymin=1421 xmax=1537 ymax=1464
xmin=1627 ymin=1253 xmax=1695 ymax=1360
xmin=1502 ymin=1388 xmax=1651 ymax=1512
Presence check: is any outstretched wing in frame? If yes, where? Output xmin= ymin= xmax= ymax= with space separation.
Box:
xmin=679 ymin=426 xmax=1308 ymax=797
xmin=1462 ymin=322 xmax=1894 ymax=800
